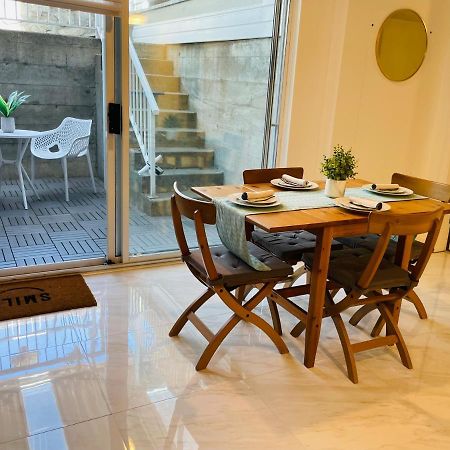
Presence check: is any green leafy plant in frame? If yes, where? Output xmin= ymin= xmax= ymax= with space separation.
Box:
xmin=0 ymin=91 xmax=30 ymax=118
xmin=320 ymin=144 xmax=358 ymax=181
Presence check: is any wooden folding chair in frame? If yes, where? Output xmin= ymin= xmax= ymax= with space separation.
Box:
xmin=277 ymin=206 xmax=444 ymax=383
xmin=243 ymin=168 xmax=343 ymax=292
xmin=169 ymin=182 xmax=293 ymax=370
xmin=342 ymin=173 xmax=450 ymax=334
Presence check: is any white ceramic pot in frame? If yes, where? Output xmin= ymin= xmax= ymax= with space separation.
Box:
xmin=325 ymin=179 xmax=346 ymax=198
xmin=1 ymin=117 xmax=15 ymax=133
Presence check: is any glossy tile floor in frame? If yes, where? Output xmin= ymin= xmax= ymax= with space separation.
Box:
xmin=0 ymin=252 xmax=450 ymax=449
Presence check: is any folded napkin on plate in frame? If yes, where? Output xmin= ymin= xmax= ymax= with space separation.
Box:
xmin=281 ymin=174 xmax=309 ymax=187
xmin=241 ymin=189 xmax=275 ymax=201
xmin=349 ymin=196 xmax=383 ymax=210
xmin=371 ymin=183 xmax=400 ymax=191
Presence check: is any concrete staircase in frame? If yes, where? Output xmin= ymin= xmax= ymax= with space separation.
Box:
xmin=130 ymin=43 xmax=223 ymax=216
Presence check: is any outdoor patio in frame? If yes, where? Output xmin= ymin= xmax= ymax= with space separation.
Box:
xmin=0 ymin=176 xmax=219 ymax=268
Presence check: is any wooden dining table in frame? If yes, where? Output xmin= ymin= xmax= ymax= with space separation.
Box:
xmin=192 ymin=179 xmax=450 ymax=368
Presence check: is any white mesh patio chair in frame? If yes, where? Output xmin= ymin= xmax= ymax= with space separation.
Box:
xmin=30 ymin=117 xmax=96 ymax=202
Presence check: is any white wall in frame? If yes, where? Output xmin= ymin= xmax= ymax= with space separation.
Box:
xmin=133 ymin=0 xmax=275 ymax=44
xmin=284 ymin=0 xmax=450 ymax=185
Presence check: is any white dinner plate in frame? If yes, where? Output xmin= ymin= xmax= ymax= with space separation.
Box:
xmin=334 ymin=197 xmax=391 ymax=213
xmin=228 ymin=194 xmax=281 ymax=208
xmin=270 ymin=179 xmax=319 ymax=190
xmin=362 ymin=184 xmax=414 ymax=196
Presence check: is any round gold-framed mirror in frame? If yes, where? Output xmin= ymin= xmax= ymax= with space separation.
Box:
xmin=376 ymin=9 xmax=428 ymax=81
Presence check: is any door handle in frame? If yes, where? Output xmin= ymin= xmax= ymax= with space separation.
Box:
xmin=108 ymin=103 xmax=122 ymax=135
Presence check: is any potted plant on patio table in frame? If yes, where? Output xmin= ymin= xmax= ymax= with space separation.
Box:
xmin=321 ymin=144 xmax=358 ymax=198
xmin=0 ymin=91 xmax=30 ymax=133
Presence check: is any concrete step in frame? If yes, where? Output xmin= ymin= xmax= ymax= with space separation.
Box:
xmin=140 ymin=58 xmax=174 ymax=76
xmin=156 ymin=128 xmax=205 ymax=148
xmin=130 ymin=191 xmax=203 ymax=217
xmin=147 ymin=74 xmax=181 ymax=93
xmin=156 ymin=110 xmax=197 ymax=129
xmin=158 ymin=147 xmax=215 ymax=169
xmin=131 ymin=168 xmax=223 ymax=195
xmin=135 ymin=191 xmax=211 ymax=217
xmin=156 ymin=168 xmax=223 ymax=193
xmin=130 ymin=147 xmax=215 ymax=170
xmin=154 ymin=92 xmax=189 ymax=111
xmin=140 ymin=192 xmax=173 ymax=217
xmin=135 ymin=43 xmax=167 ymax=60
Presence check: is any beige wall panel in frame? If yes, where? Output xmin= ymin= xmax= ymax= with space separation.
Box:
xmin=285 ymin=0 xmax=450 ymax=185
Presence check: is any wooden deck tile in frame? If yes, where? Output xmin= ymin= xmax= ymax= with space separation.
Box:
xmin=0 ymin=176 xmax=220 ymax=268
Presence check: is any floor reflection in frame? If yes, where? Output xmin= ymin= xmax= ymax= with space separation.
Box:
xmin=0 ymin=255 xmax=449 ymax=449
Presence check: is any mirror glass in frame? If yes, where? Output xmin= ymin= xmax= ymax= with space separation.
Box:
xmin=376 ymin=9 xmax=427 ymax=81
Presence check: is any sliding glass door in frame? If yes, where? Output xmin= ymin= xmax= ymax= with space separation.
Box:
xmin=127 ymin=0 xmax=290 ymax=258
xmin=0 ymin=1 xmax=127 ymax=274
xmin=0 ymin=0 xmax=291 ymax=270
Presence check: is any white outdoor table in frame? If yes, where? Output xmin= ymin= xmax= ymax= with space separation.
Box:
xmin=0 ymin=129 xmax=41 ymax=209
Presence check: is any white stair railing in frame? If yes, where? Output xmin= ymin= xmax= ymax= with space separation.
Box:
xmin=129 ymin=38 xmax=160 ymax=198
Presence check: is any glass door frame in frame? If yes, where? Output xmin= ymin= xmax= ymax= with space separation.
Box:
xmin=0 ymin=0 xmax=296 ymax=273
xmin=0 ymin=0 xmax=129 ymax=278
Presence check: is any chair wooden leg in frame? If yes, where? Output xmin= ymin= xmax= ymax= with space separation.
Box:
xmin=378 ymin=303 xmax=413 ymax=369
xmin=331 ymin=314 xmax=358 ymax=383
xmin=268 ymin=299 xmax=282 ymax=335
xmin=326 ymin=293 xmax=358 ymax=383
xmin=370 ymin=315 xmax=385 ymax=337
xmin=196 ymin=314 xmax=241 ymax=370
xmin=282 ymin=264 xmax=306 ymax=288
xmin=196 ymin=284 xmax=288 ymax=370
xmin=349 ymin=303 xmax=378 ymax=326
xmin=305 ymin=269 xmax=311 ymax=284
xmin=169 ymin=289 xmax=214 ymax=337
xmin=405 ymin=289 xmax=428 ymax=319
xmin=217 ymin=285 xmax=288 ymax=354
xmin=329 ymin=288 xmax=341 ymax=298
xmin=236 ymin=285 xmax=252 ymax=304
xmin=290 ymin=320 xmax=306 ymax=337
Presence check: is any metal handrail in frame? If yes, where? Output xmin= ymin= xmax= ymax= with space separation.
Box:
xmin=129 ymin=37 xmax=160 ymax=197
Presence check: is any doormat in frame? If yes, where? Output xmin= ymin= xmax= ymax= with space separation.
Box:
xmin=0 ymin=274 xmax=96 ymax=322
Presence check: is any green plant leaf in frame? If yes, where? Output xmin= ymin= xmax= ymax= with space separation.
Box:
xmin=0 ymin=95 xmax=10 ymax=117
xmin=320 ymin=144 xmax=358 ymax=180
xmin=4 ymin=91 xmax=30 ymax=116
xmin=7 ymin=91 xmax=18 ymax=104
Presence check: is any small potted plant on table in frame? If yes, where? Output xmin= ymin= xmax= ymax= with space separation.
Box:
xmin=0 ymin=91 xmax=30 ymax=133
xmin=321 ymin=144 xmax=358 ymax=198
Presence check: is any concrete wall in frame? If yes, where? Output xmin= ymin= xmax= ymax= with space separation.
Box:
xmin=167 ymin=38 xmax=271 ymax=184
xmin=0 ymin=4 xmax=96 ymax=38
xmin=0 ymin=30 xmax=102 ymax=179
